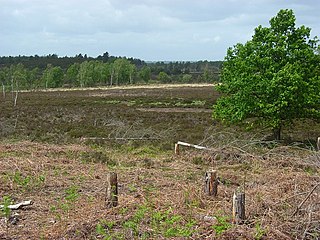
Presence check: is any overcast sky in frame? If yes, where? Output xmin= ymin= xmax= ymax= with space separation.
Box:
xmin=1 ymin=0 xmax=319 ymax=61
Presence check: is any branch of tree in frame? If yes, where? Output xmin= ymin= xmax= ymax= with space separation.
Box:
xmin=0 ymin=200 xmax=33 ymax=210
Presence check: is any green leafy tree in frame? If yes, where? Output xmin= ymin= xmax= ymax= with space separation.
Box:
xmin=113 ymin=58 xmax=136 ymax=85
xmin=100 ymin=63 xmax=111 ymax=86
xmin=158 ymin=71 xmax=171 ymax=83
xmin=202 ymin=66 xmax=214 ymax=83
xmin=128 ymin=63 xmax=136 ymax=84
xmin=78 ymin=61 xmax=96 ymax=87
xmin=10 ymin=64 xmax=27 ymax=106
xmin=66 ymin=63 xmax=80 ymax=86
xmin=181 ymin=74 xmax=192 ymax=83
xmin=0 ymin=68 xmax=8 ymax=98
xmin=138 ymin=66 xmax=151 ymax=83
xmin=213 ymin=9 xmax=320 ymax=140
xmin=42 ymin=65 xmax=64 ymax=88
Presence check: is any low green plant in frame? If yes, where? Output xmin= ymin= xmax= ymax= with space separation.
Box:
xmin=153 ymin=209 xmax=196 ymax=237
xmin=191 ymin=156 xmax=205 ymax=165
xmin=13 ymin=171 xmax=30 ymax=187
xmin=50 ymin=185 xmax=81 ymax=217
xmin=38 ymin=175 xmax=46 ymax=183
xmin=1 ymin=195 xmax=12 ymax=219
xmin=254 ymin=222 xmax=267 ymax=240
xmin=96 ymin=222 xmax=108 ymax=237
xmin=96 ymin=203 xmax=197 ymax=238
xmin=212 ymin=215 xmax=232 ymax=236
xmin=96 ymin=219 xmax=117 ymax=239
xmin=65 ymin=185 xmax=80 ymax=202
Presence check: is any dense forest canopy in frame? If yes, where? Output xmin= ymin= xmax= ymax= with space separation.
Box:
xmin=0 ymin=52 xmax=222 ymax=90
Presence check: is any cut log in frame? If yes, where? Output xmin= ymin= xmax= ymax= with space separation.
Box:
xmin=204 ymin=170 xmax=218 ymax=197
xmin=232 ymin=192 xmax=245 ymax=224
xmin=106 ymin=172 xmax=118 ymax=208
xmin=0 ymin=200 xmax=33 ymax=210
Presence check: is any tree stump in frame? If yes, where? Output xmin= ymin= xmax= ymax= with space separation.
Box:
xmin=232 ymin=191 xmax=245 ymax=224
xmin=106 ymin=172 xmax=118 ymax=208
xmin=204 ymin=170 xmax=218 ymax=197
xmin=317 ymin=137 xmax=320 ymax=151
xmin=175 ymin=143 xmax=180 ymax=155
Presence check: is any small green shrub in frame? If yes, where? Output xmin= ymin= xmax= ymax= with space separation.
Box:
xmin=212 ymin=215 xmax=232 ymax=236
xmin=1 ymin=195 xmax=12 ymax=219
xmin=254 ymin=222 xmax=267 ymax=240
xmin=65 ymin=185 xmax=80 ymax=202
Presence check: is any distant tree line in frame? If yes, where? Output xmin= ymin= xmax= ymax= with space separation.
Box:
xmin=0 ymin=52 xmax=221 ymax=91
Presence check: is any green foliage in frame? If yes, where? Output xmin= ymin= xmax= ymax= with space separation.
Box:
xmin=64 ymin=185 xmax=80 ymax=202
xmin=12 ymin=171 xmax=31 ymax=187
xmin=42 ymin=64 xmax=64 ymax=88
xmin=49 ymin=185 xmax=81 ymax=218
xmin=158 ymin=71 xmax=171 ymax=83
xmin=95 ymin=204 xmax=196 ymax=238
xmin=112 ymin=58 xmax=136 ymax=85
xmin=0 ymin=53 xmax=223 ymax=90
xmin=1 ymin=195 xmax=12 ymax=219
xmin=4 ymin=171 xmax=46 ymax=191
xmin=211 ymin=215 xmax=232 ymax=236
xmin=213 ymin=9 xmax=320 ymax=140
xmin=138 ymin=66 xmax=151 ymax=83
xmin=182 ymin=74 xmax=192 ymax=83
xmin=254 ymin=222 xmax=267 ymax=240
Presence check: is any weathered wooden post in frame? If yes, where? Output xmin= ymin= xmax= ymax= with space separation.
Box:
xmin=232 ymin=191 xmax=245 ymax=224
xmin=175 ymin=143 xmax=180 ymax=155
xmin=317 ymin=137 xmax=320 ymax=151
xmin=106 ymin=172 xmax=118 ymax=208
xmin=204 ymin=170 xmax=218 ymax=197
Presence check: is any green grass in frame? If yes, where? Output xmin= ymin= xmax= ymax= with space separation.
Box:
xmin=95 ymin=203 xmax=197 ymax=239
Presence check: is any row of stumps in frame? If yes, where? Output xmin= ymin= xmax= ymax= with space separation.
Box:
xmin=205 ymin=169 xmax=245 ymax=224
xmin=105 ymin=170 xmax=245 ymax=224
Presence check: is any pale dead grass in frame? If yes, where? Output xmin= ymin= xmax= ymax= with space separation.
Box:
xmin=137 ymin=107 xmax=212 ymax=113
xmin=21 ymin=83 xmax=216 ymax=93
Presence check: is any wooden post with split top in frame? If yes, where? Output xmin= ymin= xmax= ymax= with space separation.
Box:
xmin=106 ymin=172 xmax=118 ymax=208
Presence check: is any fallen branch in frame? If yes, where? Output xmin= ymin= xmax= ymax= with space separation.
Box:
xmin=177 ymin=141 xmax=208 ymax=150
xmin=292 ymin=183 xmax=320 ymax=216
xmin=175 ymin=141 xmax=208 ymax=155
xmin=0 ymin=200 xmax=33 ymax=210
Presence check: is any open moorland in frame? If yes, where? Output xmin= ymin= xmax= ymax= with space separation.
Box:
xmin=0 ymin=84 xmax=319 ymax=239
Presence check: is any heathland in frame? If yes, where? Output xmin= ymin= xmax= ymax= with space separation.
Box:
xmin=0 ymin=84 xmax=319 ymax=239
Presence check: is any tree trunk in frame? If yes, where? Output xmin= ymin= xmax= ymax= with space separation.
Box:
xmin=232 ymin=192 xmax=245 ymax=224
xmin=2 ymin=82 xmax=5 ymax=99
xmin=106 ymin=172 xmax=118 ymax=208
xmin=273 ymin=126 xmax=281 ymax=141
xmin=204 ymin=170 xmax=218 ymax=197
xmin=14 ymin=79 xmax=19 ymax=107
xmin=110 ymin=70 xmax=114 ymax=86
